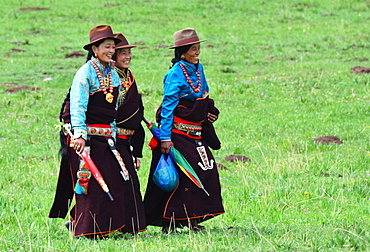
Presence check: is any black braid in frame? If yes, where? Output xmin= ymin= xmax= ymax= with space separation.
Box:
xmin=58 ymin=89 xmax=71 ymax=157
xmin=59 ymin=88 xmax=71 ymax=122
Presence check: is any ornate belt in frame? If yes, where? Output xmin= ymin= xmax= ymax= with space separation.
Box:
xmin=173 ymin=115 xmax=202 ymax=137
xmin=117 ymin=127 xmax=135 ymax=136
xmin=87 ymin=125 xmax=113 ymax=137
xmin=173 ymin=122 xmax=202 ymax=136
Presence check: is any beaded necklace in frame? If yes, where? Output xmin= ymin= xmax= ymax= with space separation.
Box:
xmin=115 ymin=67 xmax=134 ymax=92
xmin=90 ymin=59 xmax=114 ymax=103
xmin=179 ymin=63 xmax=201 ymax=92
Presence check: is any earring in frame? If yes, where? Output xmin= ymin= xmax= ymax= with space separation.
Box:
xmin=94 ymin=52 xmax=97 ymax=57
xmin=181 ymin=55 xmax=185 ymax=60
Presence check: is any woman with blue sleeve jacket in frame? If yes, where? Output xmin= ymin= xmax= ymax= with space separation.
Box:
xmin=49 ymin=25 xmax=137 ymax=239
xmin=144 ymin=28 xmax=224 ymax=232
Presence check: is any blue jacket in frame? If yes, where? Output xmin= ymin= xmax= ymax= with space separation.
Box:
xmin=160 ymin=60 xmax=209 ymax=140
xmin=70 ymin=57 xmax=120 ymax=140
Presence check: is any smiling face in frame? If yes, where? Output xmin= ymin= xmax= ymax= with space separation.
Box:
xmin=92 ymin=38 xmax=115 ymax=64
xmin=115 ymin=48 xmax=132 ymax=70
xmin=183 ymin=43 xmax=201 ymax=64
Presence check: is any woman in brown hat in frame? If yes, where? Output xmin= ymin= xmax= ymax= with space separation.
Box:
xmin=49 ymin=25 xmax=139 ymax=238
xmin=144 ymin=28 xmax=224 ymax=232
xmin=111 ymin=32 xmax=146 ymax=233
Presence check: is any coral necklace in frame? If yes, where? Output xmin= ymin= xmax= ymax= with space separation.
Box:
xmin=115 ymin=67 xmax=134 ymax=92
xmin=90 ymin=59 xmax=114 ymax=103
xmin=179 ymin=63 xmax=201 ymax=92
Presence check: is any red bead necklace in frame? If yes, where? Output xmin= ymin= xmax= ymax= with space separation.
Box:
xmin=179 ymin=63 xmax=201 ymax=93
xmin=90 ymin=59 xmax=114 ymax=103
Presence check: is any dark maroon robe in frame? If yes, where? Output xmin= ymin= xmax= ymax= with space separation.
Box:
xmin=49 ymin=88 xmax=142 ymax=237
xmin=143 ymin=97 xmax=224 ymax=228
xmin=115 ymin=77 xmax=146 ymax=233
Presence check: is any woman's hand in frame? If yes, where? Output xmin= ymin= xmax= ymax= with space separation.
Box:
xmin=161 ymin=140 xmax=174 ymax=154
xmin=73 ymin=137 xmax=86 ymax=154
xmin=207 ymin=113 xmax=218 ymax=123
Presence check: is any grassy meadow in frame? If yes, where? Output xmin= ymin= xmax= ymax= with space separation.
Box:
xmin=1 ymin=0 xmax=370 ymax=251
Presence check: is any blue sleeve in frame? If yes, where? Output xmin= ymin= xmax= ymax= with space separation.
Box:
xmin=160 ymin=70 xmax=182 ymax=141
xmin=70 ymin=65 xmax=90 ymax=140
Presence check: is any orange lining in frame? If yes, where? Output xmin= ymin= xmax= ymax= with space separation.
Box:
xmin=163 ymin=212 xmax=225 ymax=221
xmin=73 ymin=222 xmax=126 ymax=237
xmin=162 ymin=183 xmax=224 ymax=220
xmin=73 ymin=192 xmax=126 ymax=237
xmin=90 ymin=86 xmax=118 ymax=96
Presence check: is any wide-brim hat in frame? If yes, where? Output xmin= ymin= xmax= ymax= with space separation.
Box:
xmin=168 ymin=28 xmax=206 ymax=49
xmin=83 ymin=25 xmax=121 ymax=50
xmin=114 ymin=33 xmax=137 ymax=50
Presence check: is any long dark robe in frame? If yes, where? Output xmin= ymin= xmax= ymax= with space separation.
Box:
xmin=49 ymin=88 xmax=137 ymax=237
xmin=115 ymin=76 xmax=146 ymax=233
xmin=143 ymin=97 xmax=224 ymax=228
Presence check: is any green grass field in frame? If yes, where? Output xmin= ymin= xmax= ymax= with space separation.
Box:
xmin=1 ymin=0 xmax=370 ymax=251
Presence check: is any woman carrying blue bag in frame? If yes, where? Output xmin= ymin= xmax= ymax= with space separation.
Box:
xmin=143 ymin=28 xmax=224 ymax=233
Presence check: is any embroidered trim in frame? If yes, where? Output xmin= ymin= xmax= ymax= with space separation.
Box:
xmin=196 ymin=141 xmax=214 ymax=170
xmin=116 ymin=108 xmax=139 ymax=125
xmin=173 ymin=123 xmax=202 ymax=136
xmin=107 ymin=138 xmax=129 ymax=181
xmin=172 ymin=116 xmax=202 ymax=136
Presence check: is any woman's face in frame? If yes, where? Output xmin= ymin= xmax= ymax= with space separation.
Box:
xmin=115 ymin=48 xmax=132 ymax=69
xmin=92 ymin=38 xmax=115 ymax=64
xmin=183 ymin=43 xmax=200 ymax=64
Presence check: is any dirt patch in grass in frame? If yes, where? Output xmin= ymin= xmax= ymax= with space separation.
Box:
xmin=19 ymin=7 xmax=50 ymax=11
xmin=344 ymin=58 xmax=368 ymax=62
xmin=351 ymin=66 xmax=370 ymax=74
xmin=6 ymin=85 xmax=40 ymax=93
xmin=322 ymin=173 xmax=343 ymax=177
xmin=293 ymin=3 xmax=312 ymax=8
xmin=104 ymin=4 xmax=118 ymax=7
xmin=11 ymin=48 xmax=26 ymax=52
xmin=216 ymin=163 xmax=228 ymax=170
xmin=65 ymin=51 xmax=85 ymax=58
xmin=222 ymin=155 xmax=251 ymax=163
xmin=314 ymin=135 xmax=343 ymax=144
xmin=12 ymin=41 xmax=30 ymax=46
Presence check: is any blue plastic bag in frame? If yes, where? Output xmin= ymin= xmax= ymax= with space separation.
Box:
xmin=153 ymin=154 xmax=179 ymax=192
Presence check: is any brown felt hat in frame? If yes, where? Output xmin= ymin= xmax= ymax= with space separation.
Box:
xmin=114 ymin=33 xmax=137 ymax=49
xmin=168 ymin=28 xmax=206 ymax=49
xmin=83 ymin=25 xmax=121 ymax=50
